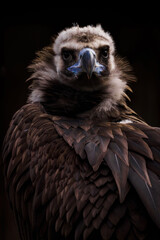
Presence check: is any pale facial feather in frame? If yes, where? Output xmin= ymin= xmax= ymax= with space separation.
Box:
xmin=53 ymin=37 xmax=116 ymax=81
xmin=53 ymin=26 xmax=116 ymax=82
xmin=53 ymin=25 xmax=115 ymax=55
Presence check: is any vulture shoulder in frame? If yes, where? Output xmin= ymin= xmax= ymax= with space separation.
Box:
xmin=3 ymin=103 xmax=160 ymax=240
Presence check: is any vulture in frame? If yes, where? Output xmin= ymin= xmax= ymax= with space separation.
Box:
xmin=3 ymin=25 xmax=160 ymax=240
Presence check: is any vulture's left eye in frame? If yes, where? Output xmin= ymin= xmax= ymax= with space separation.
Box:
xmin=101 ymin=46 xmax=109 ymax=59
xmin=62 ymin=50 xmax=73 ymax=62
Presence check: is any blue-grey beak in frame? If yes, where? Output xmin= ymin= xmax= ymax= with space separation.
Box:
xmin=67 ymin=48 xmax=106 ymax=79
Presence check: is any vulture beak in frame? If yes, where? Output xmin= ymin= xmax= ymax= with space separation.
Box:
xmin=67 ymin=48 xmax=106 ymax=79
xmin=80 ymin=48 xmax=96 ymax=79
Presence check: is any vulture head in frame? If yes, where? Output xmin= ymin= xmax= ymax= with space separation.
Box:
xmin=28 ymin=25 xmax=134 ymax=120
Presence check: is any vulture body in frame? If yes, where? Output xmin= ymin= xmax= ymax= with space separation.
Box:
xmin=3 ymin=25 xmax=160 ymax=240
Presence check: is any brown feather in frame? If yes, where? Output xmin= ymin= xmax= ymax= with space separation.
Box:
xmin=104 ymin=149 xmax=129 ymax=202
xmin=129 ymin=152 xmax=151 ymax=186
xmin=127 ymin=137 xmax=153 ymax=160
xmin=129 ymin=168 xmax=160 ymax=228
xmin=3 ymin=103 xmax=160 ymax=240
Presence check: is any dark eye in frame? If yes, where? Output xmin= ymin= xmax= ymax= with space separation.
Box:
xmin=62 ymin=50 xmax=72 ymax=61
xmin=101 ymin=47 xmax=109 ymax=59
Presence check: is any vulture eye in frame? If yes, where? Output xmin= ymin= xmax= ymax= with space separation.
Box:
xmin=62 ymin=49 xmax=73 ymax=62
xmin=101 ymin=46 xmax=109 ymax=59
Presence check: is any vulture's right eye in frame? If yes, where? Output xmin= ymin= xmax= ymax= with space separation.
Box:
xmin=62 ymin=49 xmax=73 ymax=62
xmin=100 ymin=46 xmax=109 ymax=59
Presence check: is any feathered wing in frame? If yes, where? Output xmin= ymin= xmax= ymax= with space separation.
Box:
xmin=3 ymin=103 xmax=160 ymax=240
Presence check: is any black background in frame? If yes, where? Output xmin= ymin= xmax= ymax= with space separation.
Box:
xmin=1 ymin=8 xmax=160 ymax=239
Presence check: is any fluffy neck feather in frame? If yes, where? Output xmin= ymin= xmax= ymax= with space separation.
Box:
xmin=28 ymin=77 xmax=134 ymax=122
xmin=27 ymin=37 xmax=137 ymax=121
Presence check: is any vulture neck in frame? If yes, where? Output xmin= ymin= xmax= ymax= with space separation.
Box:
xmin=39 ymin=81 xmax=133 ymax=122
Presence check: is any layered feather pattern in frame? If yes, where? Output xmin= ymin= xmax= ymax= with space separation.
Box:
xmin=3 ymin=103 xmax=160 ymax=240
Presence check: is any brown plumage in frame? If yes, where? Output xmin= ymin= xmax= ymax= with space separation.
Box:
xmin=3 ymin=25 xmax=160 ymax=240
